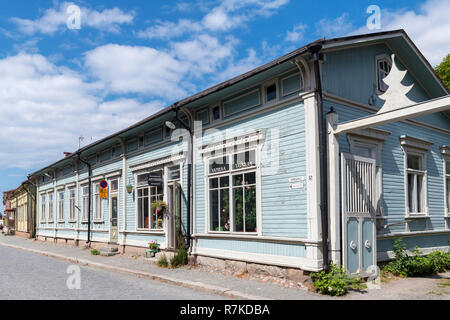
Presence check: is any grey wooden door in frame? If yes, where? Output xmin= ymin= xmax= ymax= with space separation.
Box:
xmin=341 ymin=153 xmax=377 ymax=276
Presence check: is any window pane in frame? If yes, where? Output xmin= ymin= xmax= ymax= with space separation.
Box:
xmin=446 ymin=161 xmax=450 ymax=175
xmin=407 ymin=155 xmax=421 ymax=170
xmin=212 ymin=106 xmax=220 ymax=120
xmin=408 ymin=173 xmax=414 ymax=212
xmin=447 ymin=178 xmax=450 ymax=211
xmin=233 ymin=188 xmax=243 ymax=232
xmin=209 ymin=156 xmax=229 ymax=174
xmin=232 ymin=150 xmax=256 ymax=170
xmin=245 ymin=185 xmax=257 ymax=232
xmin=233 ymin=174 xmax=243 ymax=186
xmin=111 ymin=179 xmax=118 ymax=192
xmin=417 ymin=174 xmax=423 ymax=213
xmin=220 ymin=176 xmax=229 ymax=188
xmin=244 ymin=172 xmax=256 ymax=185
xmin=220 ymin=189 xmax=230 ymax=231
xmin=210 ymin=189 xmax=219 ymax=231
xmin=210 ymin=178 xmax=218 ymax=189
xmin=266 ymin=84 xmax=276 ymax=102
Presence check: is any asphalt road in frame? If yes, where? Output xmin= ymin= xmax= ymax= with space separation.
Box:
xmin=0 ymin=245 xmax=225 ymax=300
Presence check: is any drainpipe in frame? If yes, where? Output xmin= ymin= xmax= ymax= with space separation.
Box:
xmin=170 ymin=104 xmax=193 ymax=252
xmin=77 ymin=153 xmax=92 ymax=246
xmin=308 ymin=43 xmax=329 ymax=271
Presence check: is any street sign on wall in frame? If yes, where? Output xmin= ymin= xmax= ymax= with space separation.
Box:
xmin=99 ymin=188 xmax=108 ymax=199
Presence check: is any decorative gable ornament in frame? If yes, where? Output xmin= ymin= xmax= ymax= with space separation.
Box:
xmin=377 ymin=54 xmax=415 ymax=113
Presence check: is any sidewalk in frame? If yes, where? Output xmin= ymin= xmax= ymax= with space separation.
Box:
xmin=1 ymin=235 xmax=448 ymax=300
xmin=0 ymin=235 xmax=327 ymax=300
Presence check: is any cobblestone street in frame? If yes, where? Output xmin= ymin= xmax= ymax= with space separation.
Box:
xmin=0 ymin=245 xmax=225 ymax=300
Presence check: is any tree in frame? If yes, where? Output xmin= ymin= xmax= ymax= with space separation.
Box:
xmin=435 ymin=54 xmax=450 ymax=90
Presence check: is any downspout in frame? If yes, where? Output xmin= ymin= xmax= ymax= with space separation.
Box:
xmin=77 ymin=153 xmax=92 ymax=246
xmin=308 ymin=43 xmax=329 ymax=271
xmin=170 ymin=104 xmax=193 ymax=252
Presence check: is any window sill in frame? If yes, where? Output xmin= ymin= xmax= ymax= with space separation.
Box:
xmin=68 ymin=220 xmax=77 ymax=223
xmin=57 ymin=220 xmax=65 ymax=223
xmin=135 ymin=229 xmax=164 ymax=234
xmin=93 ymin=219 xmax=104 ymax=223
xmin=406 ymin=214 xmax=429 ymax=219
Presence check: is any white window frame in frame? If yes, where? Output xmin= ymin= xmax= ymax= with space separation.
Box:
xmin=445 ymin=157 xmax=450 ymax=217
xmin=400 ymin=136 xmax=433 ymax=218
xmin=441 ymin=146 xmax=450 ymax=218
xmin=205 ymin=148 xmax=261 ymax=235
xmin=135 ymin=169 xmax=164 ymax=231
xmin=81 ymin=184 xmax=89 ymax=222
xmin=68 ymin=188 xmax=76 ymax=222
xmin=48 ymin=192 xmax=54 ymax=222
xmin=40 ymin=194 xmax=46 ymax=223
xmin=57 ymin=189 xmax=65 ymax=222
xmin=93 ymin=183 xmax=104 ymax=222
xmin=375 ymin=54 xmax=392 ymax=94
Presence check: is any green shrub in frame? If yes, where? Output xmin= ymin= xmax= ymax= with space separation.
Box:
xmin=311 ymin=263 xmax=366 ymax=296
xmin=91 ymin=249 xmax=100 ymax=255
xmin=383 ymin=238 xmax=450 ymax=277
xmin=170 ymin=246 xmax=188 ymax=268
xmin=157 ymin=254 xmax=169 ymax=268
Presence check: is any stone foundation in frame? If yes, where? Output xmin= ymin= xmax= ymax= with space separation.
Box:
xmin=195 ymin=255 xmax=311 ymax=283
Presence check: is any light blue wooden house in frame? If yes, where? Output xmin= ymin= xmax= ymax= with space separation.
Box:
xmin=30 ymin=30 xmax=449 ymax=274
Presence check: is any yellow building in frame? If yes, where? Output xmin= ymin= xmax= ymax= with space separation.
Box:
xmin=9 ymin=180 xmax=36 ymax=238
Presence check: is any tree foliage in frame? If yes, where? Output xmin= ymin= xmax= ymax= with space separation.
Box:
xmin=435 ymin=54 xmax=450 ymax=90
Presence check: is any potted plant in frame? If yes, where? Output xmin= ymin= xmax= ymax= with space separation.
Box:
xmin=147 ymin=239 xmax=160 ymax=257
xmin=151 ymin=200 xmax=167 ymax=214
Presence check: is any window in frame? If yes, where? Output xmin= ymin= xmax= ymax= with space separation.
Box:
xmin=264 ymin=81 xmax=278 ymax=103
xmin=58 ymin=190 xmax=64 ymax=221
xmin=69 ymin=188 xmax=76 ymax=221
xmin=406 ymin=154 xmax=426 ymax=214
xmin=444 ymin=157 xmax=450 ymax=216
xmin=94 ymin=183 xmax=103 ymax=221
xmin=48 ymin=193 xmax=54 ymax=221
xmin=376 ymin=55 xmax=392 ymax=92
xmin=82 ymin=185 xmax=89 ymax=221
xmin=400 ymin=136 xmax=432 ymax=217
xmin=137 ymin=170 xmax=164 ymax=230
xmin=212 ymin=105 xmax=221 ymax=121
xmin=110 ymin=179 xmax=119 ymax=193
xmin=208 ymin=149 xmax=258 ymax=233
xmin=41 ymin=195 xmax=46 ymax=222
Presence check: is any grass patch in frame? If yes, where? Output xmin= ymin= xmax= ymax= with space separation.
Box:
xmin=157 ymin=254 xmax=169 ymax=268
xmin=382 ymin=238 xmax=450 ymax=277
xmin=311 ymin=263 xmax=366 ymax=296
xmin=90 ymin=249 xmax=100 ymax=255
xmin=170 ymin=246 xmax=188 ymax=268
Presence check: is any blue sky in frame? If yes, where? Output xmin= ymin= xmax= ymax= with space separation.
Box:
xmin=1 ymin=0 xmax=449 ymax=210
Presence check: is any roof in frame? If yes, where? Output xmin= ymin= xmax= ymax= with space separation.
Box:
xmin=28 ymin=29 xmax=449 ymax=178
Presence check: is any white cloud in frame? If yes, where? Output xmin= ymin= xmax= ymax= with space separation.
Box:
xmin=84 ymin=44 xmax=190 ymax=100
xmin=11 ymin=2 xmax=134 ymax=35
xmin=285 ymin=23 xmax=307 ymax=43
xmin=352 ymin=0 xmax=450 ymax=66
xmin=138 ymin=0 xmax=289 ymax=39
xmin=0 ymin=53 xmax=163 ymax=170
xmin=315 ymin=13 xmax=354 ymax=38
xmin=171 ymin=34 xmax=236 ymax=75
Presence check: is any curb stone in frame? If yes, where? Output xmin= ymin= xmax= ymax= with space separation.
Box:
xmin=0 ymin=241 xmax=273 ymax=300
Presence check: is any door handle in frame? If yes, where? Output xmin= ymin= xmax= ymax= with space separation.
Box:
xmin=365 ymin=240 xmax=371 ymax=249
xmin=350 ymin=241 xmax=357 ymax=250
